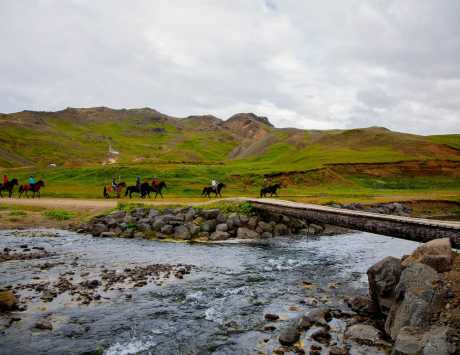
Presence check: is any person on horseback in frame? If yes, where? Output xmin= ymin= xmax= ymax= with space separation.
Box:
xmin=136 ymin=176 xmax=141 ymax=190
xmin=152 ymin=176 xmax=159 ymax=188
xmin=211 ymin=179 xmax=218 ymax=192
xmin=3 ymin=175 xmax=8 ymax=186
xmin=28 ymin=175 xmax=36 ymax=188
xmin=111 ymin=177 xmax=117 ymax=192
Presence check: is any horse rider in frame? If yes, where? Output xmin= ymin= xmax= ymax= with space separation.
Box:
xmin=28 ymin=175 xmax=36 ymax=188
xmin=136 ymin=176 xmax=141 ymax=190
xmin=152 ymin=176 xmax=159 ymax=188
xmin=111 ymin=177 xmax=117 ymax=192
xmin=211 ymin=179 xmax=218 ymax=192
xmin=3 ymin=175 xmax=8 ymax=186
xmin=262 ymin=177 xmax=269 ymax=187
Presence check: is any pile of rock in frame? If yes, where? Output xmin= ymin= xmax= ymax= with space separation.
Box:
xmin=367 ymin=237 xmax=459 ymax=354
xmin=80 ymin=206 xmax=326 ymax=241
xmin=269 ymin=238 xmax=459 ymax=354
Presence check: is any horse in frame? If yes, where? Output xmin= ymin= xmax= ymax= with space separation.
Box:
xmin=260 ymin=183 xmax=281 ymax=197
xmin=141 ymin=181 xmax=167 ymax=199
xmin=18 ymin=180 xmax=45 ymax=198
xmin=201 ymin=182 xmax=226 ymax=198
xmin=125 ymin=184 xmax=142 ymax=199
xmin=103 ymin=182 xmax=126 ymax=199
xmin=0 ymin=178 xmax=18 ymax=198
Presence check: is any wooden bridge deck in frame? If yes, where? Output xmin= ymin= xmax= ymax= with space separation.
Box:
xmin=247 ymin=198 xmax=460 ymax=248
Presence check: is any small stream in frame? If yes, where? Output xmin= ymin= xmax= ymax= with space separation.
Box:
xmin=0 ymin=230 xmax=419 ymax=355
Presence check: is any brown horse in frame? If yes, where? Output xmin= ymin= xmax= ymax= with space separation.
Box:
xmin=103 ymin=182 xmax=126 ymax=199
xmin=18 ymin=180 xmax=45 ymax=198
xmin=0 ymin=178 xmax=19 ymax=198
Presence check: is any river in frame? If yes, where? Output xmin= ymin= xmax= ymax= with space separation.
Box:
xmin=0 ymin=230 xmax=419 ymax=354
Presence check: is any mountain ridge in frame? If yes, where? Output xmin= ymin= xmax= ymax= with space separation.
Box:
xmin=0 ymin=107 xmax=459 ymax=170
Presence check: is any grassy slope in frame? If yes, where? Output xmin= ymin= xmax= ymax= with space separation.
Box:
xmin=0 ymin=108 xmax=459 ymax=200
xmin=428 ymin=134 xmax=460 ymax=150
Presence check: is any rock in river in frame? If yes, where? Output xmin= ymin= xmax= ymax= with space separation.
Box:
xmin=278 ymin=321 xmax=300 ymax=346
xmin=0 ymin=290 xmax=18 ymax=312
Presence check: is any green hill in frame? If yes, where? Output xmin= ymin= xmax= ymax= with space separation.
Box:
xmin=0 ymin=107 xmax=459 ymax=199
xmin=1 ymin=107 xmax=459 ymax=169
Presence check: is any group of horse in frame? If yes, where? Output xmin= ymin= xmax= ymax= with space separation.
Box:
xmin=103 ymin=181 xmax=168 ymax=199
xmin=0 ymin=178 xmax=45 ymax=198
xmin=103 ymin=180 xmax=282 ymax=199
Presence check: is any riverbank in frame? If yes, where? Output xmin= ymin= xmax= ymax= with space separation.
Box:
xmin=0 ymin=197 xmax=459 ymax=231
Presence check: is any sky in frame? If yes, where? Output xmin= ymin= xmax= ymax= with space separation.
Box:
xmin=1 ymin=0 xmax=459 ymax=135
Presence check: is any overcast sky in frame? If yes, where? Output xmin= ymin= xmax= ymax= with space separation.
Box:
xmin=1 ymin=1 xmax=459 ymax=134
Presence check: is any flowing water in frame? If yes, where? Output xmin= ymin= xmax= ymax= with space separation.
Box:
xmin=0 ymin=230 xmax=419 ymax=355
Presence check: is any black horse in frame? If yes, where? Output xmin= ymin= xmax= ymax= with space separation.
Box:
xmin=141 ymin=181 xmax=167 ymax=199
xmin=201 ymin=182 xmax=226 ymax=198
xmin=125 ymin=185 xmax=142 ymax=199
xmin=0 ymin=178 xmax=18 ymax=198
xmin=19 ymin=180 xmax=45 ymax=198
xmin=260 ymin=183 xmax=281 ymax=197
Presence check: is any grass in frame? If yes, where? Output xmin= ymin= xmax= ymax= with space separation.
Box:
xmin=0 ymin=109 xmax=459 ymax=204
xmin=9 ymin=210 xmax=27 ymax=216
xmin=43 ymin=209 xmax=75 ymax=220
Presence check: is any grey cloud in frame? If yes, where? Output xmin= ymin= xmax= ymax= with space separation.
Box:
xmin=0 ymin=0 xmax=459 ymax=134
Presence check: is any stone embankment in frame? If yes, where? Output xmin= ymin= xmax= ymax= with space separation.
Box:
xmin=329 ymin=201 xmax=413 ymax=216
xmin=266 ymin=238 xmax=460 ymax=354
xmin=79 ymin=206 xmax=344 ymax=241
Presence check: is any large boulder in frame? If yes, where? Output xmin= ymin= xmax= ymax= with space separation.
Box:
xmin=401 ymin=238 xmax=453 ymax=273
xmin=257 ymin=221 xmax=273 ymax=233
xmin=278 ymin=321 xmax=300 ymax=346
xmin=273 ymin=223 xmax=289 ymax=236
xmin=237 ymin=227 xmax=259 ymax=239
xmin=209 ymin=231 xmax=230 ymax=241
xmin=226 ymin=213 xmax=241 ymax=229
xmin=174 ymin=225 xmax=191 ymax=240
xmin=200 ymin=209 xmax=220 ymax=220
xmin=385 ymin=262 xmax=443 ymax=340
xmin=247 ymin=216 xmax=259 ymax=230
xmin=367 ymin=256 xmax=402 ymax=315
xmin=0 ymin=290 xmax=18 ymax=312
xmin=186 ymin=223 xmax=200 ymax=237
xmin=160 ymin=224 xmax=174 ymax=235
xmin=100 ymin=231 xmax=116 ymax=238
xmin=201 ymin=220 xmax=216 ymax=233
xmin=216 ymin=223 xmax=228 ymax=232
xmin=131 ymin=208 xmax=147 ymax=219
xmin=392 ymin=326 xmax=456 ymax=355
xmin=184 ymin=208 xmax=196 ymax=222
xmin=108 ymin=210 xmax=126 ymax=220
xmin=297 ymin=308 xmax=331 ymax=329
xmin=344 ymin=324 xmax=383 ymax=346
xmin=91 ymin=223 xmax=108 ymax=236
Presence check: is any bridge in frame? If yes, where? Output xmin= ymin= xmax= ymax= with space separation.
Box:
xmin=247 ymin=198 xmax=460 ymax=248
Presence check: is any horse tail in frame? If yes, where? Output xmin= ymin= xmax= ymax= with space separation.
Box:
xmin=201 ymin=187 xmax=206 ymax=196
xmin=124 ymin=187 xmax=129 ymax=197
